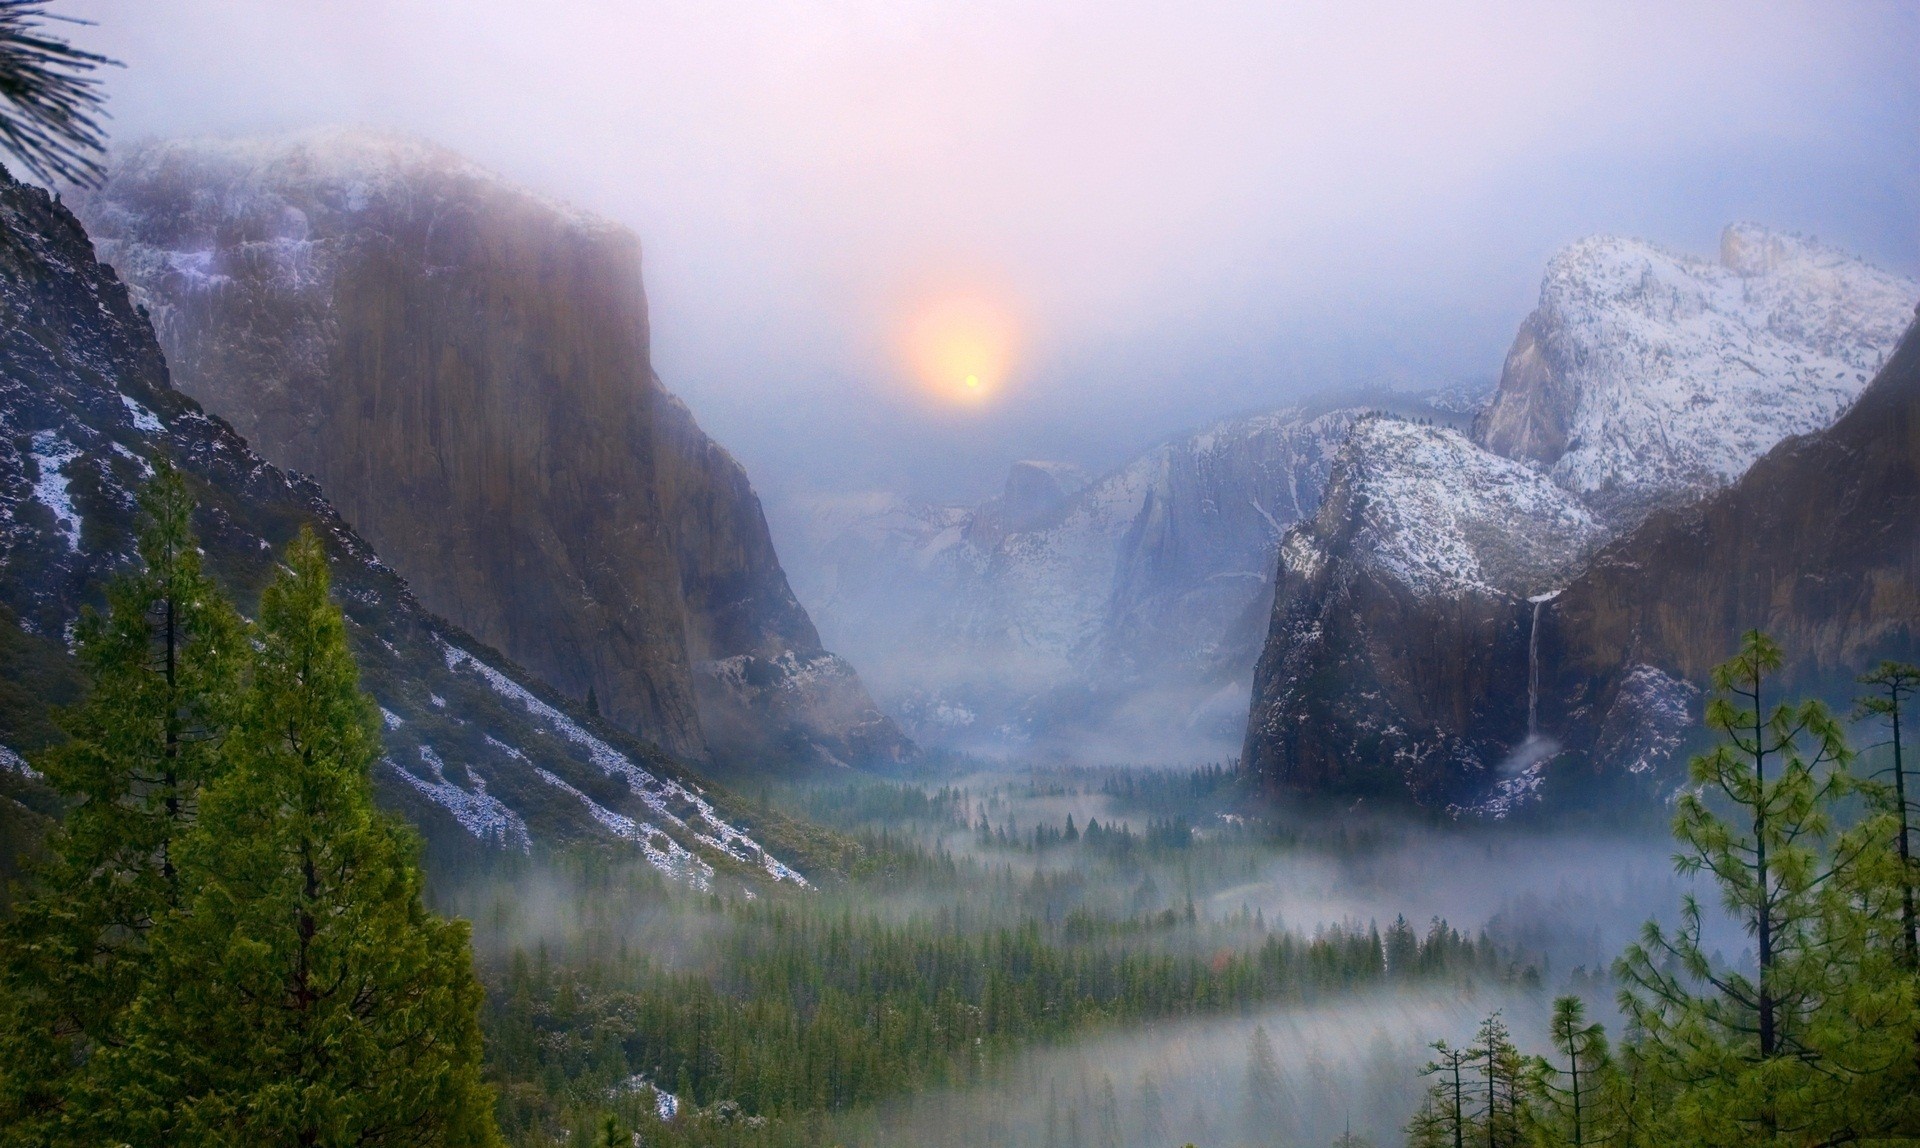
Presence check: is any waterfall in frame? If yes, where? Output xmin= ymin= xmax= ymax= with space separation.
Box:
xmin=1527 ymin=596 xmax=1543 ymax=740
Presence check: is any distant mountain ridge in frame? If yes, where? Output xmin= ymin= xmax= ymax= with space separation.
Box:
xmin=74 ymin=128 xmax=907 ymax=772
xmin=791 ymin=393 xmax=1470 ymax=761
xmin=1244 ymin=225 xmax=1919 ymax=812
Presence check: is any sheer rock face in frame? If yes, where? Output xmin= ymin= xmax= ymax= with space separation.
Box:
xmin=1241 ymin=419 xmax=1604 ymax=806
xmin=1474 ymin=225 xmax=1915 ymax=527
xmin=1244 ymin=227 xmax=1915 ymax=813
xmin=75 ymin=130 xmax=906 ymax=769
xmin=0 ymin=163 xmax=815 ymax=884
xmin=1537 ymin=311 xmax=1920 ymax=779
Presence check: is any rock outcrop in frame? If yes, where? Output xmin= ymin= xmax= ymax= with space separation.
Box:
xmin=74 ymin=129 xmax=906 ymax=770
xmin=1241 ymin=418 xmax=1605 ymax=806
xmin=1534 ymin=308 xmax=1920 ymax=787
xmin=0 ymin=162 xmax=820 ymax=884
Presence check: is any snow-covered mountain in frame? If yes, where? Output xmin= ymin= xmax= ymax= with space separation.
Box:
xmin=1245 ymin=225 xmax=1917 ymax=812
xmin=1243 ymin=416 xmax=1605 ymax=807
xmin=1475 ymin=224 xmax=1916 ymax=524
xmin=790 ymin=395 xmax=1470 ymax=761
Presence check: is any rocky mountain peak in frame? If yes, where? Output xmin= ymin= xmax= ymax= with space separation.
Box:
xmin=1473 ymin=225 xmax=1914 ymax=526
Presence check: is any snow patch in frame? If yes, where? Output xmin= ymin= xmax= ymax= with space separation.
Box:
xmin=442 ymin=643 xmax=808 ymax=886
xmin=385 ymin=748 xmax=531 ymax=853
xmin=0 ymin=744 xmax=42 ymax=780
xmin=29 ymin=431 xmax=83 ymax=550
xmin=119 ymin=393 xmax=163 ymax=433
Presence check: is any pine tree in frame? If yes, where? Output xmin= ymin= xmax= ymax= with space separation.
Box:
xmin=101 ymin=529 xmax=501 ymax=1146
xmin=1411 ymin=1040 xmax=1472 ymax=1148
xmin=1526 ymin=996 xmax=1611 ymax=1148
xmin=1615 ymin=630 xmax=1859 ymax=1141
xmin=0 ymin=0 xmax=119 ymax=186
xmin=0 ymin=464 xmax=245 ymax=1145
xmin=1471 ymin=1013 xmax=1526 ymax=1148
xmin=1856 ymin=661 xmax=1920 ymax=968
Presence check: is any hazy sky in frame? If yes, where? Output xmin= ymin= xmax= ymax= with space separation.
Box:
xmin=62 ymin=1 xmax=1920 ymax=509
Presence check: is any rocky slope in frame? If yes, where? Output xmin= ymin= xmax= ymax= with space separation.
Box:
xmin=1241 ymin=418 xmax=1605 ymax=806
xmin=73 ymin=129 xmax=906 ymax=771
xmin=1475 ymin=224 xmax=1915 ymax=525
xmin=792 ymin=394 xmax=1471 ymax=760
xmin=1534 ymin=307 xmax=1920 ymax=790
xmin=1246 ymin=228 xmax=1917 ymax=812
xmin=0 ymin=162 xmax=823 ymax=889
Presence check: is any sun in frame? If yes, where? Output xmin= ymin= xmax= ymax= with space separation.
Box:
xmin=901 ymin=294 xmax=1019 ymax=406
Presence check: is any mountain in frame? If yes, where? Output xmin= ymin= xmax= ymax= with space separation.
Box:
xmin=790 ymin=395 xmax=1470 ymax=761
xmin=1245 ymin=226 xmax=1917 ymax=812
xmin=73 ymin=129 xmax=907 ymax=771
xmin=0 ymin=163 xmax=826 ymax=889
xmin=1534 ymin=307 xmax=1920 ymax=791
xmin=1475 ymin=224 xmax=1915 ymax=526
xmin=1241 ymin=417 xmax=1605 ymax=807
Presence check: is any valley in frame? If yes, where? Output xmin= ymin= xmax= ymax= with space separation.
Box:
xmin=0 ymin=5 xmax=1917 ymax=1145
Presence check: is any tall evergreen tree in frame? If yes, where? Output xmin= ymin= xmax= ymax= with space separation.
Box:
xmin=0 ymin=464 xmax=244 ymax=1145
xmin=1472 ymin=1013 xmax=1526 ymax=1148
xmin=1615 ymin=630 xmax=1860 ymax=1141
xmin=102 ymin=529 xmax=500 ymax=1146
xmin=1526 ymin=996 xmax=1611 ymax=1148
xmin=1411 ymin=1040 xmax=1472 ymax=1148
xmin=1856 ymin=661 xmax=1920 ymax=969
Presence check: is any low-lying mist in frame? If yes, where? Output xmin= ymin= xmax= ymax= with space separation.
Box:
xmin=841 ymin=987 xmax=1558 ymax=1147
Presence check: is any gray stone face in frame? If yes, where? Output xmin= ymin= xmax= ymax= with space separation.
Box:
xmin=75 ymin=129 xmax=907 ymax=771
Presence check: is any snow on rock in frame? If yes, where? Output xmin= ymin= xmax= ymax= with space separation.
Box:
xmin=119 ymin=393 xmax=163 ymax=433
xmin=29 ymin=431 xmax=83 ymax=550
xmin=444 ymin=643 xmax=808 ymax=886
xmin=530 ymin=766 xmax=712 ymax=889
xmin=1333 ymin=418 xmax=1606 ymax=599
xmin=1477 ymin=224 xmax=1917 ymax=524
xmin=385 ymin=746 xmax=531 ymax=853
xmin=0 ymin=744 xmax=41 ymax=780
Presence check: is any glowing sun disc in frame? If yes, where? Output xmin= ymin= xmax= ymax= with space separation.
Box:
xmin=902 ymin=295 xmax=1019 ymax=406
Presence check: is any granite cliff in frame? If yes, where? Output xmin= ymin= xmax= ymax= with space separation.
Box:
xmin=74 ymin=129 xmax=906 ymax=771
xmin=0 ymin=162 xmax=825 ymax=884
xmin=1245 ymin=227 xmax=1916 ymax=811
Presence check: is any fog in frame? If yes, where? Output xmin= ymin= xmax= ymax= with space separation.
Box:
xmin=60 ymin=1 xmax=1920 ymax=514
xmin=841 ymin=988 xmax=1552 ymax=1147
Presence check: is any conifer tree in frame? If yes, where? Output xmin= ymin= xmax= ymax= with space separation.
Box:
xmin=1856 ymin=661 xmax=1920 ymax=968
xmin=1243 ymin=1023 xmax=1285 ymax=1141
xmin=0 ymin=463 xmax=244 ymax=1145
xmin=1526 ymin=996 xmax=1610 ymax=1148
xmin=1615 ymin=630 xmax=1859 ymax=1141
xmin=102 ymin=529 xmax=500 ymax=1146
xmin=1411 ymin=1040 xmax=1472 ymax=1148
xmin=1472 ymin=1013 xmax=1526 ymax=1148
